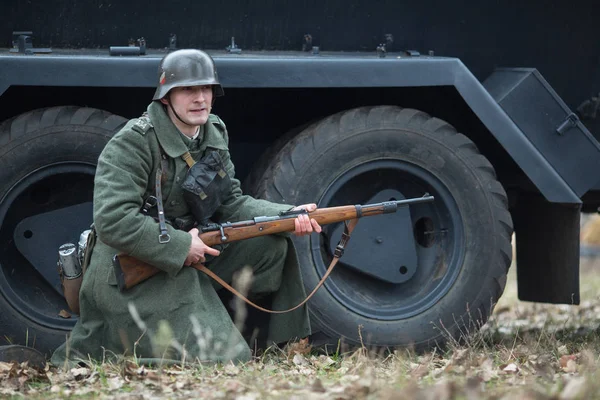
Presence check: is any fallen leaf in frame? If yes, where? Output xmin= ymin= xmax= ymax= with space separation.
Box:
xmin=313 ymin=355 xmax=336 ymax=369
xmin=559 ymin=355 xmax=577 ymax=369
xmin=224 ymin=363 xmax=240 ymax=376
xmin=292 ymin=354 xmax=309 ymax=366
xmin=286 ymin=337 xmax=312 ymax=358
xmin=0 ymin=362 xmax=13 ymax=373
xmin=502 ymin=363 xmax=519 ymax=374
xmin=564 ymin=359 xmax=578 ymax=374
xmin=70 ymin=367 xmax=90 ymax=380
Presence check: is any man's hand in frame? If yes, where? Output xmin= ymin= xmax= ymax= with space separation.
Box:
xmin=291 ymin=203 xmax=322 ymax=236
xmin=184 ymin=228 xmax=221 ymax=266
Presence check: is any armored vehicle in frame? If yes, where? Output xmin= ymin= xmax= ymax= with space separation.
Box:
xmin=1 ymin=1 xmax=599 ymax=356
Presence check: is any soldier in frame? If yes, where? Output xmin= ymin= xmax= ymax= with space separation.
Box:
xmin=51 ymin=49 xmax=321 ymax=366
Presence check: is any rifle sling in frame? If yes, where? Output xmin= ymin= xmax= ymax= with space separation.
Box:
xmin=182 ymin=149 xmax=357 ymax=314
xmin=193 ymin=218 xmax=360 ymax=314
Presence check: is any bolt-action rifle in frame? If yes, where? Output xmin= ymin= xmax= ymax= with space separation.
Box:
xmin=113 ymin=194 xmax=435 ymax=307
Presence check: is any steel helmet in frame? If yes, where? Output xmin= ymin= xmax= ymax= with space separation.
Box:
xmin=152 ymin=49 xmax=224 ymax=100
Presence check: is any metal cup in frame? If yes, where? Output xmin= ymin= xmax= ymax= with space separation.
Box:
xmin=58 ymin=243 xmax=82 ymax=279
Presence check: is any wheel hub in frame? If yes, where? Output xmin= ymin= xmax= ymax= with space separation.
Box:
xmin=14 ymin=202 xmax=92 ymax=296
xmin=327 ymin=189 xmax=418 ymax=284
xmin=312 ymin=159 xmax=464 ymax=320
xmin=0 ymin=163 xmax=95 ymax=329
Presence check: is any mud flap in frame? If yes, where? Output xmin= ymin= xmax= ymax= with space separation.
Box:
xmin=513 ymin=194 xmax=580 ymax=305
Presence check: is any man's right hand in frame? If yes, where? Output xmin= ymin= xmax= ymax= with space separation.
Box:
xmin=184 ymin=228 xmax=221 ymax=266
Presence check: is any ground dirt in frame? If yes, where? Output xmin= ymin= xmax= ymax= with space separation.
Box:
xmin=3 ymin=230 xmax=600 ymax=399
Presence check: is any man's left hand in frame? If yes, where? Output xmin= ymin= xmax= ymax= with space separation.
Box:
xmin=291 ymin=203 xmax=322 ymax=236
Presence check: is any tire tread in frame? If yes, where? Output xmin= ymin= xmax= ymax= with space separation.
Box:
xmin=244 ymin=105 xmax=514 ymax=350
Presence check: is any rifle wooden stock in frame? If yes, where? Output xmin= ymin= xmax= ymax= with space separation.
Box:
xmin=113 ymin=195 xmax=434 ymax=291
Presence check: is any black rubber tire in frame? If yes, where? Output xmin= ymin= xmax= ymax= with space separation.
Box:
xmin=251 ymin=106 xmax=513 ymax=350
xmin=242 ymin=121 xmax=314 ymax=194
xmin=0 ymin=106 xmax=126 ymax=357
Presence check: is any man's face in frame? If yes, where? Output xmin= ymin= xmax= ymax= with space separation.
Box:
xmin=162 ymin=85 xmax=213 ymax=132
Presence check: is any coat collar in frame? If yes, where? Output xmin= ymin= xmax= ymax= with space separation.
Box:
xmin=147 ymin=102 xmax=227 ymax=158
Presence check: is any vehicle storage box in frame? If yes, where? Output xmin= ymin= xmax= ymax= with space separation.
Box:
xmin=484 ymin=68 xmax=600 ymax=197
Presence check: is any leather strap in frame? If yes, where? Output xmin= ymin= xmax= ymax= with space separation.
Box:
xmin=155 ymin=156 xmax=171 ymax=244
xmin=193 ymin=218 xmax=360 ymax=314
xmin=182 ymin=151 xmax=195 ymax=168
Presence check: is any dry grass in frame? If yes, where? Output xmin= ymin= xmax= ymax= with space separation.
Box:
xmin=3 ymin=251 xmax=600 ymax=398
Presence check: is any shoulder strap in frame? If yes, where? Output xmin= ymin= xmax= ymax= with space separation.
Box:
xmin=155 ymin=155 xmax=171 ymax=244
xmin=151 ymin=128 xmax=171 ymax=244
xmin=182 ymin=151 xmax=195 ymax=168
xmin=131 ymin=113 xmax=153 ymax=135
xmin=208 ymin=114 xmax=226 ymax=134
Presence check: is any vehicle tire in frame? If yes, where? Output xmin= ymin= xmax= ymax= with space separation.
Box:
xmin=0 ymin=106 xmax=127 ymax=357
xmin=241 ymin=121 xmax=313 ymax=194
xmin=250 ymin=106 xmax=513 ymax=350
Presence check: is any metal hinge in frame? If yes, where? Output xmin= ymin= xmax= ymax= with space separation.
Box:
xmin=556 ymin=113 xmax=579 ymax=136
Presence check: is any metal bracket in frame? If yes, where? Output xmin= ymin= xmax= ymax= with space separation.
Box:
xmin=169 ymin=33 xmax=177 ymax=50
xmin=142 ymin=196 xmax=157 ymax=214
xmin=10 ymin=31 xmax=52 ymax=54
xmin=226 ymin=37 xmax=242 ymax=54
xmin=302 ymin=34 xmax=312 ymax=52
xmin=158 ymin=232 xmax=171 ymax=244
xmin=376 ymin=34 xmax=393 ymax=58
xmin=556 ymin=112 xmax=579 ymax=135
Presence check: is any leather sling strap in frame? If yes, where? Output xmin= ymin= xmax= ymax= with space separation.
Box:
xmin=155 ymin=155 xmax=171 ymax=244
xmin=179 ymin=151 xmax=359 ymax=314
xmin=193 ymin=218 xmax=359 ymax=314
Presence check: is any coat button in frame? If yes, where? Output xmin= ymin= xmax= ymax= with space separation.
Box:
xmin=175 ymin=176 xmax=180 ymax=183
xmin=170 ymin=200 xmax=178 ymax=206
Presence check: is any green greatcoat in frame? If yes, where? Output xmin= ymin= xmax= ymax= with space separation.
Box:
xmin=51 ymin=102 xmax=311 ymax=366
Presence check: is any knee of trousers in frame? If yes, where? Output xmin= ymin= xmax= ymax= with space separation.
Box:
xmin=248 ymin=235 xmax=288 ymax=293
xmin=256 ymin=234 xmax=288 ymax=268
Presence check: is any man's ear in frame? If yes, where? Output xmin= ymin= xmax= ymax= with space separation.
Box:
xmin=160 ymin=97 xmax=168 ymax=105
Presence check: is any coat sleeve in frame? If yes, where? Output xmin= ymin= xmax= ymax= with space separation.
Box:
xmin=93 ymin=123 xmax=191 ymax=276
xmin=211 ymin=127 xmax=293 ymax=223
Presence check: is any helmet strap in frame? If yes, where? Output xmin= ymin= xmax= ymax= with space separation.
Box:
xmin=166 ymin=98 xmax=195 ymax=127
